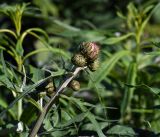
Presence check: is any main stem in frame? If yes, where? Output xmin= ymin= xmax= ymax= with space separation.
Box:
xmin=135 ymin=30 xmax=141 ymax=62
xmin=17 ymin=58 xmax=23 ymax=120
xmin=29 ymin=67 xmax=87 ymax=137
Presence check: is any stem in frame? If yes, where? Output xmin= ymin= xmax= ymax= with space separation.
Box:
xmin=135 ymin=30 xmax=141 ymax=62
xmin=29 ymin=66 xmax=87 ymax=137
xmin=17 ymin=57 xmax=23 ymax=120
xmin=17 ymin=100 xmax=22 ymax=120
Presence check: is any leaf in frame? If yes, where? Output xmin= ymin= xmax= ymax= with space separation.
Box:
xmin=89 ymin=50 xmax=131 ymax=87
xmin=27 ymin=97 xmax=42 ymax=111
xmin=86 ymin=112 xmax=106 ymax=137
xmin=16 ymin=39 xmax=24 ymax=56
xmin=0 ymin=68 xmax=65 ymax=117
xmin=1 ymin=50 xmax=9 ymax=77
xmin=16 ymin=28 xmax=49 ymax=56
xmin=20 ymin=105 xmax=37 ymax=125
xmin=121 ymin=62 xmax=137 ymax=116
xmin=146 ymin=51 xmax=160 ymax=56
xmin=53 ymin=20 xmax=80 ymax=32
xmin=22 ymin=28 xmax=49 ymax=42
xmin=107 ymin=125 xmax=136 ymax=137
xmin=0 ymin=29 xmax=17 ymax=38
xmin=152 ymin=42 xmax=160 ymax=48
xmin=0 ymin=75 xmax=18 ymax=90
xmin=60 ymin=112 xmax=88 ymax=128
xmin=82 ymin=122 xmax=109 ymax=131
xmin=102 ymin=33 xmax=135 ymax=45
xmin=61 ymin=95 xmax=106 ymax=137
xmin=0 ymin=51 xmax=17 ymax=90
xmin=138 ymin=2 xmax=160 ymax=40
xmin=29 ymin=66 xmax=45 ymax=82
xmin=147 ymin=87 xmax=160 ymax=96
xmin=20 ymin=28 xmax=70 ymax=59
xmin=125 ymin=84 xmax=160 ymax=97
xmin=9 ymin=66 xmax=21 ymax=86
xmin=0 ymin=96 xmax=16 ymax=119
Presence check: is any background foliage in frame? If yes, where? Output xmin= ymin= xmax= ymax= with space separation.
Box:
xmin=0 ymin=0 xmax=160 ymax=136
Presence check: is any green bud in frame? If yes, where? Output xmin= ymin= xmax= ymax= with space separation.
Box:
xmin=69 ymin=80 xmax=80 ymax=91
xmin=45 ymin=81 xmax=55 ymax=95
xmin=88 ymin=59 xmax=99 ymax=71
xmin=71 ymin=53 xmax=87 ymax=67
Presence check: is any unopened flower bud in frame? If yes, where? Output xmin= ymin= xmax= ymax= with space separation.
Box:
xmin=45 ymin=81 xmax=55 ymax=95
xmin=69 ymin=80 xmax=80 ymax=91
xmin=71 ymin=53 xmax=87 ymax=67
xmin=88 ymin=59 xmax=100 ymax=71
xmin=80 ymin=42 xmax=100 ymax=61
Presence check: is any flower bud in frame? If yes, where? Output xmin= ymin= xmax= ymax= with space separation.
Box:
xmin=88 ymin=59 xmax=100 ymax=71
xmin=71 ymin=53 xmax=87 ymax=67
xmin=69 ymin=80 xmax=80 ymax=91
xmin=80 ymin=42 xmax=100 ymax=61
xmin=45 ymin=81 xmax=55 ymax=95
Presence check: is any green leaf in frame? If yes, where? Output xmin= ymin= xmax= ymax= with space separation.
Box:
xmin=16 ymin=39 xmax=24 ymax=56
xmin=86 ymin=112 xmax=106 ymax=137
xmin=107 ymin=125 xmax=136 ymax=137
xmin=121 ymin=62 xmax=137 ymax=116
xmin=27 ymin=97 xmax=42 ymax=111
xmin=0 ymin=29 xmax=17 ymax=38
xmin=21 ymin=28 xmax=49 ymax=42
xmin=82 ymin=122 xmax=109 ymax=132
xmin=138 ymin=2 xmax=160 ymax=41
xmin=21 ymin=105 xmax=37 ymax=125
xmin=125 ymin=84 xmax=160 ymax=97
xmin=16 ymin=28 xmax=49 ymax=56
xmin=0 ymin=96 xmax=16 ymax=119
xmin=146 ymin=51 xmax=160 ymax=56
xmin=146 ymin=87 xmax=160 ymax=96
xmin=0 ymin=75 xmax=17 ymax=90
xmin=102 ymin=33 xmax=135 ymax=45
xmin=1 ymin=50 xmax=9 ymax=77
xmin=53 ymin=20 xmax=80 ymax=32
xmin=60 ymin=112 xmax=88 ymax=128
xmin=29 ymin=65 xmax=45 ymax=82
xmin=61 ymin=95 xmax=106 ymax=137
xmin=0 ymin=68 xmax=65 ymax=117
xmin=0 ymin=51 xmax=16 ymax=90
xmin=89 ymin=50 xmax=131 ymax=87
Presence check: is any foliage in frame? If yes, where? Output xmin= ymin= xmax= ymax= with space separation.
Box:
xmin=0 ymin=0 xmax=160 ymax=136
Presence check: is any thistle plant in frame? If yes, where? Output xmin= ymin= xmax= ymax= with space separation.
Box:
xmin=0 ymin=1 xmax=160 ymax=137
xmin=29 ymin=42 xmax=100 ymax=137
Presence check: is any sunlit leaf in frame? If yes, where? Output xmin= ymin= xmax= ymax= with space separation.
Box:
xmin=89 ymin=50 xmax=131 ymax=87
xmin=107 ymin=125 xmax=136 ymax=136
xmin=102 ymin=33 xmax=135 ymax=45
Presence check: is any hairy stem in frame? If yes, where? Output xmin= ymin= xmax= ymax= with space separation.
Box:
xmin=29 ymin=66 xmax=87 ymax=137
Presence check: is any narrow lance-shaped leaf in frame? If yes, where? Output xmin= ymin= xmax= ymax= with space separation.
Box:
xmin=78 ymin=103 xmax=106 ymax=137
xmin=0 ymin=51 xmax=16 ymax=89
xmin=0 ymin=68 xmax=65 ymax=117
xmin=121 ymin=62 xmax=137 ymax=117
xmin=16 ymin=28 xmax=49 ymax=56
xmin=102 ymin=33 xmax=135 ymax=45
xmin=61 ymin=95 xmax=106 ymax=137
xmin=138 ymin=3 xmax=160 ymax=42
xmin=89 ymin=50 xmax=131 ymax=87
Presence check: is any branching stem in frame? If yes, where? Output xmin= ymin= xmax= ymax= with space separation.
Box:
xmin=29 ymin=66 xmax=87 ymax=137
